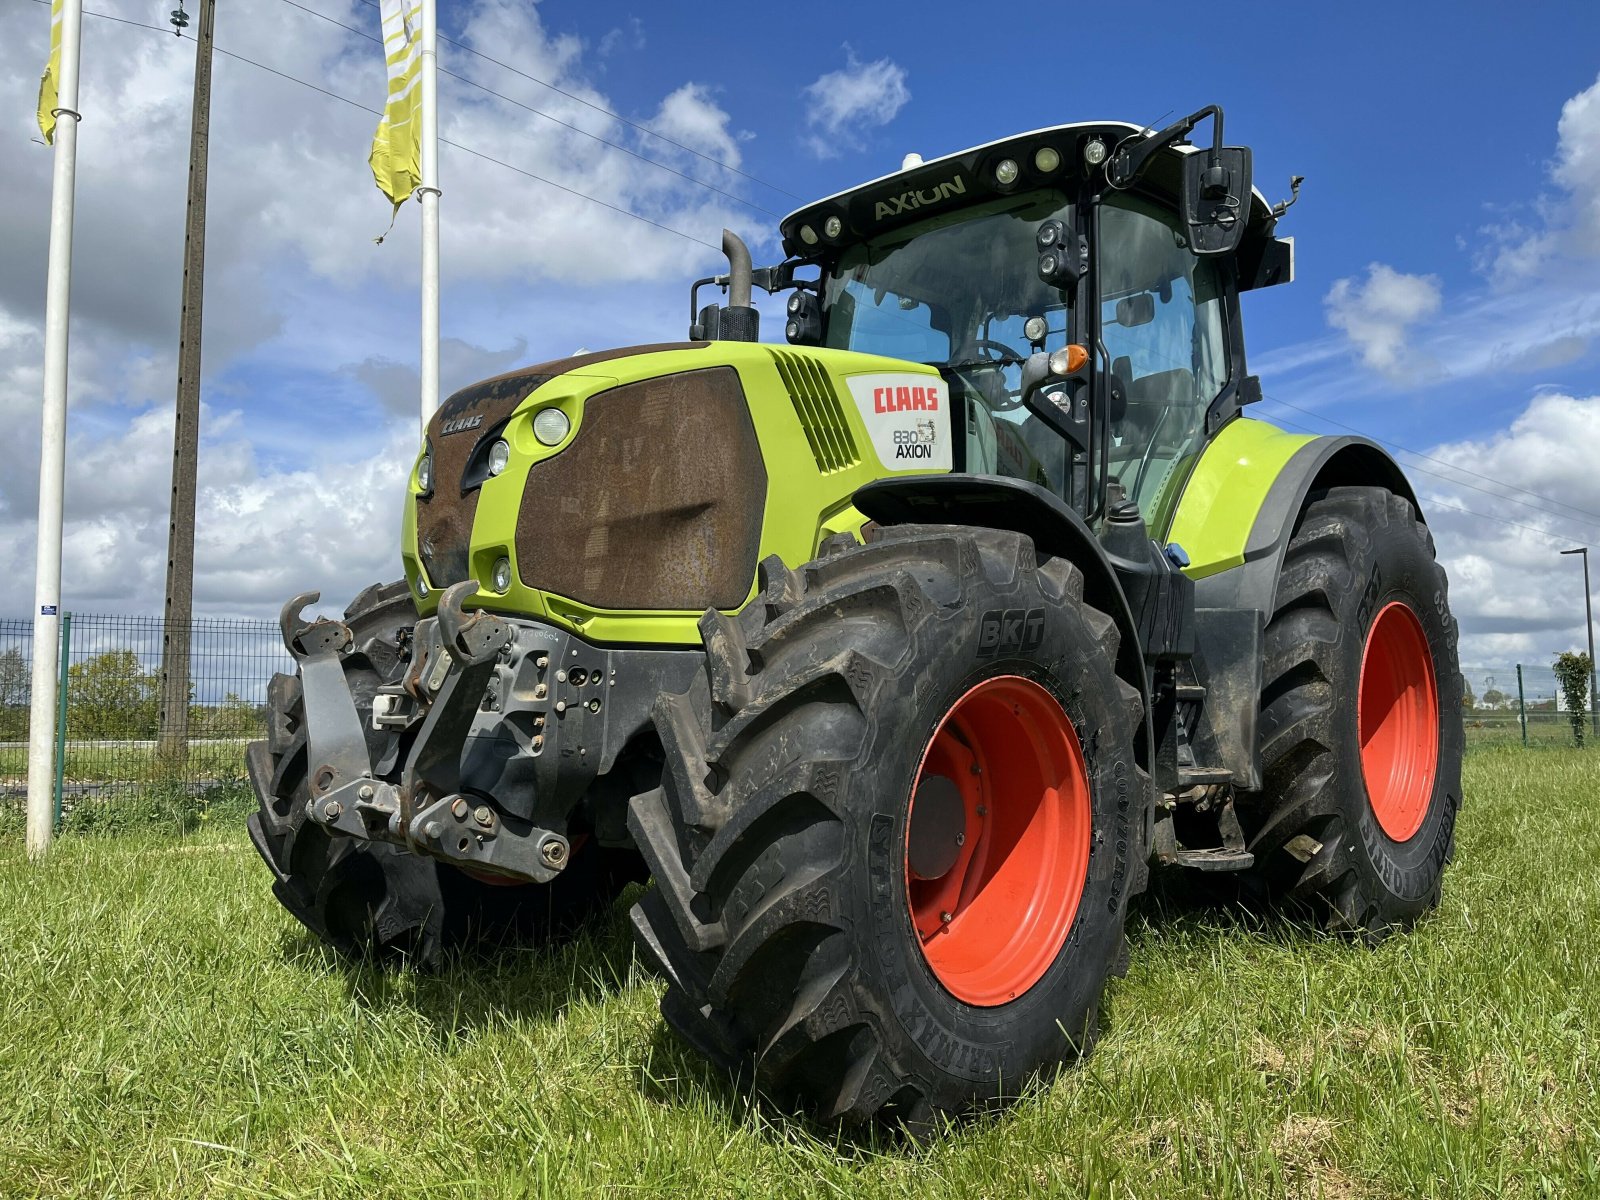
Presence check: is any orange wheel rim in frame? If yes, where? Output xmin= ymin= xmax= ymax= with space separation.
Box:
xmin=1358 ymin=601 xmax=1439 ymax=842
xmin=904 ymin=675 xmax=1092 ymax=1007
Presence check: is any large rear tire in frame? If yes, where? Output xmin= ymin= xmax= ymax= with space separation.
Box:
xmin=1242 ymin=487 xmax=1464 ymax=936
xmin=246 ymin=581 xmax=634 ymax=967
xmin=628 ymin=527 xmax=1148 ymax=1127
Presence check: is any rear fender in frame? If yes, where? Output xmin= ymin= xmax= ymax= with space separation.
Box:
xmin=1171 ymin=426 xmax=1423 ymax=789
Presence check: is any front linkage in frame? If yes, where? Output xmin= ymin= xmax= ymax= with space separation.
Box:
xmin=282 ymin=582 xmax=575 ymax=884
xmin=279 ymin=581 xmax=705 ymax=885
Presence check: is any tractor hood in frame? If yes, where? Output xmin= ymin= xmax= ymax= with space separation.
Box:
xmin=401 ymin=340 xmax=950 ymax=644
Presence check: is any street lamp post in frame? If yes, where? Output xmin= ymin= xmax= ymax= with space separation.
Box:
xmin=1561 ymin=547 xmax=1598 ymax=738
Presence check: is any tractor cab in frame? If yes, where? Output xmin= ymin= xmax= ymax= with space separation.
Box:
xmin=762 ymin=113 xmax=1296 ymax=534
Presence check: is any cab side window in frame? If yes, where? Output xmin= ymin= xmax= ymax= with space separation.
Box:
xmin=1099 ymin=193 xmax=1230 ymax=523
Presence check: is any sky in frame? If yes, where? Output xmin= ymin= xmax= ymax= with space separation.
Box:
xmin=0 ymin=0 xmax=1598 ymax=682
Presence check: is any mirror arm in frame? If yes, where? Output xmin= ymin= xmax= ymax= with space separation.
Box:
xmin=1107 ymin=104 xmax=1225 ymax=189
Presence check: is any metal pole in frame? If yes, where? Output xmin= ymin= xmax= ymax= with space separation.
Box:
xmin=418 ymin=0 xmax=439 ymax=431
xmin=155 ymin=0 xmax=215 ymax=775
xmin=26 ymin=0 xmax=84 ymax=860
xmin=1516 ymin=663 xmax=1526 ymax=747
xmin=53 ymin=613 xmax=71 ymax=829
xmin=1561 ymin=547 xmax=1598 ymax=741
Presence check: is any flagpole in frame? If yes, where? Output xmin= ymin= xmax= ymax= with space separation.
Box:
xmin=418 ymin=0 xmax=439 ymax=431
xmin=27 ymin=0 xmax=84 ymax=858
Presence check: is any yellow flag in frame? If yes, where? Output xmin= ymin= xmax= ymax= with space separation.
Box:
xmin=369 ymin=0 xmax=423 ymax=213
xmin=37 ymin=0 xmax=63 ymax=145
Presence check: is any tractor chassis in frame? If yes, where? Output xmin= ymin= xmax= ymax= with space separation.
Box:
xmin=278 ymin=582 xmax=701 ymax=885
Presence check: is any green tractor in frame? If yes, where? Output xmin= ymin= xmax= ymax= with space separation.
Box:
xmin=249 ymin=107 xmax=1463 ymax=1127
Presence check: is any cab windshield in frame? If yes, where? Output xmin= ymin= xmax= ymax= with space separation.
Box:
xmin=822 ymin=191 xmax=1077 ymax=492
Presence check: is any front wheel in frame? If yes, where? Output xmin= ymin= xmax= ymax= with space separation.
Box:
xmin=1243 ymin=487 xmax=1465 ymax=936
xmin=627 ymin=526 xmax=1148 ymax=1127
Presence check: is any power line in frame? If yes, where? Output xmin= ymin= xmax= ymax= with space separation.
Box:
xmin=40 ymin=1 xmax=721 ymax=252
xmin=275 ymin=0 xmax=781 ymax=218
xmin=1263 ymin=411 xmax=1581 ymax=547
xmin=1258 ymin=398 xmax=1600 ymax=534
xmin=1260 ymin=392 xmax=1600 ymax=525
xmin=350 ymin=0 xmax=801 ymax=200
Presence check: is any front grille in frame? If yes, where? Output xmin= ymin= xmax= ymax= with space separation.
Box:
xmin=414 ymin=342 xmax=706 ymax=588
xmin=771 ymin=349 xmax=860 ymax=474
xmin=515 ymin=367 xmax=767 ymax=612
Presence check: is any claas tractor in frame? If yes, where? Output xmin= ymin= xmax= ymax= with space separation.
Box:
xmin=249 ymin=106 xmax=1463 ymax=1128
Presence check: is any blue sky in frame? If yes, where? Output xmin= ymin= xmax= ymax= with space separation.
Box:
xmin=0 ymin=0 xmax=1598 ymax=678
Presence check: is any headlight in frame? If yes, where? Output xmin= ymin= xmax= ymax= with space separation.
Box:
xmin=415 ymin=572 xmax=430 ymax=598
xmin=994 ymin=158 xmax=1019 ymax=186
xmin=533 ymin=408 xmax=570 ymax=446
xmin=823 ymin=215 xmax=843 ymax=239
xmin=491 ymin=556 xmax=512 ymax=593
xmin=417 ymin=451 xmax=432 ymax=494
xmin=1033 ymin=146 xmax=1061 ymax=173
xmin=487 ymin=439 xmax=511 ymax=476
xmin=799 ymin=224 xmax=818 ymax=245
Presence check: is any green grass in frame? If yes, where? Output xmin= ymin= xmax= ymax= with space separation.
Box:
xmin=1 ymin=747 xmax=1597 ymax=1198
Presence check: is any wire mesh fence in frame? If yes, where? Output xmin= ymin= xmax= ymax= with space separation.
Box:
xmin=0 ymin=613 xmax=1592 ymax=835
xmin=0 ymin=613 xmax=293 ymax=831
xmin=1460 ymin=663 xmax=1596 ymax=748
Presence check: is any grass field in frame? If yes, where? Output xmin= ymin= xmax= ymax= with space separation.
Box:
xmin=1 ymin=746 xmax=1596 ymax=1198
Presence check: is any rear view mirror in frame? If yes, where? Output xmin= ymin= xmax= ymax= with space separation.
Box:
xmin=1114 ymin=294 xmax=1155 ymax=327
xmin=1181 ymin=147 xmax=1252 ymax=257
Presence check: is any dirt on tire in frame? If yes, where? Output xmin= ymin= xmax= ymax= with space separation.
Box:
xmin=628 ymin=525 xmax=1148 ymax=1128
xmin=1242 ymin=486 xmax=1465 ymax=936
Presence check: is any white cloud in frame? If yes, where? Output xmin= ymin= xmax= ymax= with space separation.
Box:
xmin=801 ymin=48 xmax=909 ymax=159
xmin=1323 ymin=263 xmax=1443 ymax=384
xmin=1414 ymin=391 xmax=1600 ymax=669
xmin=0 ymin=0 xmax=774 ymax=621
xmin=1480 ymin=71 xmax=1600 ymax=279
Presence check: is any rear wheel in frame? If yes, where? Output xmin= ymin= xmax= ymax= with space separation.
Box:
xmin=246 ymin=581 xmax=634 ymax=967
xmin=1242 ymin=487 xmax=1464 ymax=935
xmin=628 ymin=526 xmax=1148 ymax=1127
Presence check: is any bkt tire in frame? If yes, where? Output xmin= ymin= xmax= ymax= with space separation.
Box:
xmin=246 ymin=580 xmax=633 ymax=967
xmin=1243 ymin=487 xmax=1465 ymax=936
xmin=627 ymin=526 xmax=1148 ymax=1127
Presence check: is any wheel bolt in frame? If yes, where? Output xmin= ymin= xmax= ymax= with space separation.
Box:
xmin=940 ymin=911 xmax=952 ymax=924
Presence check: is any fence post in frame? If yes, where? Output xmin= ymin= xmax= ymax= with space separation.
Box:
xmin=1516 ymin=663 xmax=1527 ymax=746
xmin=54 ymin=612 xmax=71 ymax=829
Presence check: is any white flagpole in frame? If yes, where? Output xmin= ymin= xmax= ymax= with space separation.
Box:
xmin=26 ymin=0 xmax=84 ymax=859
xmin=418 ymin=0 xmax=439 ymax=431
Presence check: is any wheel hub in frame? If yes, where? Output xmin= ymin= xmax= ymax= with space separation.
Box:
xmin=905 ymin=675 xmax=1092 ymax=1007
xmin=1358 ymin=600 xmax=1439 ymax=842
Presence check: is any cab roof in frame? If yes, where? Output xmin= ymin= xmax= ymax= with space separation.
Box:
xmin=778 ymin=120 xmax=1285 ymax=285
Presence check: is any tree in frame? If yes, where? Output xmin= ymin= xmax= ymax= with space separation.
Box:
xmin=0 ymin=647 xmax=27 ymax=741
xmin=1482 ymin=688 xmax=1507 ymax=709
xmin=1553 ymin=651 xmax=1592 ymax=747
xmin=67 ymin=650 xmax=161 ymax=739
xmin=1461 ymin=679 xmax=1476 ymax=713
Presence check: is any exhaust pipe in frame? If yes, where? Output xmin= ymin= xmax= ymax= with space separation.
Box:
xmin=718 ymin=228 xmax=759 ymax=342
xmin=723 ymin=229 xmax=752 ymax=308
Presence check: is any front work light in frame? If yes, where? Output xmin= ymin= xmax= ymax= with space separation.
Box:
xmin=533 ymin=408 xmax=570 ymax=446
xmin=1033 ymin=146 xmax=1061 ymax=174
xmin=488 ymin=439 xmax=511 ymax=476
xmin=824 ymin=215 xmax=843 ymax=239
xmin=994 ymin=158 xmax=1020 ymax=186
